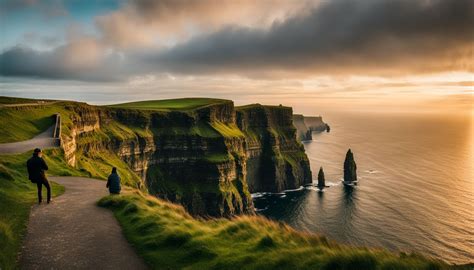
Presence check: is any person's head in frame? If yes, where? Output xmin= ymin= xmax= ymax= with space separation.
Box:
xmin=33 ymin=148 xmax=42 ymax=157
xmin=111 ymin=167 xmax=117 ymax=174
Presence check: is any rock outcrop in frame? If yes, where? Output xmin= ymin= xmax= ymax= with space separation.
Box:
xmin=58 ymin=100 xmax=311 ymax=217
xmin=343 ymin=149 xmax=357 ymax=183
xmin=237 ymin=105 xmax=312 ymax=193
xmin=317 ymin=167 xmax=326 ymax=189
xmin=304 ymin=116 xmax=328 ymax=132
xmin=293 ymin=115 xmax=328 ymax=141
xmin=293 ymin=114 xmax=312 ymax=141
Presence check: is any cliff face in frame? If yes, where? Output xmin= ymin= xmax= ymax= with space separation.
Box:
xmin=237 ymin=105 xmax=312 ymax=193
xmin=293 ymin=114 xmax=312 ymax=141
xmin=59 ymin=100 xmax=311 ymax=217
xmin=304 ymin=116 xmax=327 ymax=132
xmin=293 ymin=115 xmax=328 ymax=141
xmin=144 ymin=102 xmax=253 ymax=217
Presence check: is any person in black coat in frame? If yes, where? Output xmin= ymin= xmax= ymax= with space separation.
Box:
xmin=106 ymin=167 xmax=121 ymax=194
xmin=27 ymin=148 xmax=51 ymax=204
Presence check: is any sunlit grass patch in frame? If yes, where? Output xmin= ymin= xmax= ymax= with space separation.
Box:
xmin=108 ymin=98 xmax=229 ymax=111
xmin=99 ymin=193 xmax=448 ymax=270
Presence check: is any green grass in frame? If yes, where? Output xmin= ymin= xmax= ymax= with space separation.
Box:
xmin=0 ymin=102 xmax=82 ymax=143
xmin=75 ymin=148 xmax=144 ymax=189
xmin=0 ymin=106 xmax=56 ymax=143
xmin=108 ymin=98 xmax=230 ymax=111
xmin=0 ymin=96 xmax=56 ymax=105
xmin=211 ymin=122 xmax=245 ymax=138
xmin=0 ymin=148 xmax=85 ymax=269
xmin=236 ymin=103 xmax=291 ymax=110
xmin=98 ymin=193 xmax=449 ymax=270
xmin=204 ymin=153 xmax=234 ymax=163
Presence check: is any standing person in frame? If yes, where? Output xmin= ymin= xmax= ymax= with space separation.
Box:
xmin=27 ymin=148 xmax=51 ymax=204
xmin=106 ymin=167 xmax=121 ymax=194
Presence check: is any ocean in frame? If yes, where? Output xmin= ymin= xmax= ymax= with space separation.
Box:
xmin=253 ymin=111 xmax=473 ymax=264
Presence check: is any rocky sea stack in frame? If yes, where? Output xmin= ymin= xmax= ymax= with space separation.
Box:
xmin=317 ymin=167 xmax=326 ymax=189
xmin=343 ymin=149 xmax=357 ymax=183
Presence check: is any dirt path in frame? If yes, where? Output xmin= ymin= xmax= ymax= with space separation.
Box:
xmin=0 ymin=125 xmax=59 ymax=154
xmin=19 ymin=177 xmax=148 ymax=270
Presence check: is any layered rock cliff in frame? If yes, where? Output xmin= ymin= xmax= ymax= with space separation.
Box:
xmin=293 ymin=114 xmax=313 ymax=141
xmin=304 ymin=116 xmax=328 ymax=132
xmin=293 ymin=115 xmax=328 ymax=141
xmin=58 ymin=100 xmax=311 ymax=217
xmin=237 ymin=105 xmax=312 ymax=193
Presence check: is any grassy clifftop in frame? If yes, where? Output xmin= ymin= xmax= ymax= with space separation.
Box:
xmin=108 ymin=98 xmax=229 ymax=111
xmin=98 ymin=192 xmax=448 ymax=270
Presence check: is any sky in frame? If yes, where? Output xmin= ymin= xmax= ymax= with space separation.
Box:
xmin=0 ymin=0 xmax=472 ymax=115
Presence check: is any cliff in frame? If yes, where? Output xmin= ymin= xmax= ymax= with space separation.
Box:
xmin=22 ymin=99 xmax=311 ymax=217
xmin=293 ymin=114 xmax=312 ymax=141
xmin=293 ymin=115 xmax=328 ymax=141
xmin=237 ymin=105 xmax=312 ymax=192
xmin=304 ymin=116 xmax=328 ymax=132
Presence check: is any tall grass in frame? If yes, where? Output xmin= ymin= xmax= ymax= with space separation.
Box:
xmin=99 ymin=192 xmax=448 ymax=270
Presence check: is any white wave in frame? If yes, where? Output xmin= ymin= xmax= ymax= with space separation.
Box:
xmin=251 ymin=192 xmax=268 ymax=198
xmin=283 ymin=186 xmax=305 ymax=192
xmin=365 ymin=169 xmax=379 ymax=174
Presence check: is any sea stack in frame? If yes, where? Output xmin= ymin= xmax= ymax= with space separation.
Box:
xmin=317 ymin=167 xmax=326 ymax=189
xmin=343 ymin=149 xmax=357 ymax=183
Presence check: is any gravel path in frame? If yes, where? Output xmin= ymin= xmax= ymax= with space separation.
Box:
xmin=0 ymin=125 xmax=59 ymax=154
xmin=19 ymin=177 xmax=148 ymax=270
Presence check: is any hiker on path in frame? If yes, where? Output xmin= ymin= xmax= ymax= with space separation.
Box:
xmin=106 ymin=167 xmax=121 ymax=194
xmin=27 ymin=148 xmax=51 ymax=204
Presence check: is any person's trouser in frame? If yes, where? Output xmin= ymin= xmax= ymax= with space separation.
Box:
xmin=37 ymin=179 xmax=51 ymax=203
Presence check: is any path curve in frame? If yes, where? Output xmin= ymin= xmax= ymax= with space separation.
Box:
xmin=0 ymin=125 xmax=59 ymax=154
xmin=19 ymin=177 xmax=148 ymax=270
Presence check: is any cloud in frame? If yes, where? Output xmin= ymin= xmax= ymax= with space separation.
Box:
xmin=0 ymin=0 xmax=472 ymax=81
xmin=154 ymin=0 xmax=473 ymax=76
xmin=95 ymin=0 xmax=314 ymax=48
xmin=0 ymin=37 xmax=123 ymax=81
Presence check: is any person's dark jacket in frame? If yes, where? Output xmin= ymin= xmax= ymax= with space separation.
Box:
xmin=106 ymin=173 xmax=121 ymax=194
xmin=27 ymin=155 xmax=48 ymax=183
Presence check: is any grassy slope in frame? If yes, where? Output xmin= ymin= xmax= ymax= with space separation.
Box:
xmin=99 ymin=193 xmax=448 ymax=270
xmin=0 ymin=96 xmax=56 ymax=105
xmin=0 ymin=106 xmax=56 ymax=143
xmin=0 ymin=148 xmax=86 ymax=269
xmin=108 ymin=98 xmax=229 ymax=111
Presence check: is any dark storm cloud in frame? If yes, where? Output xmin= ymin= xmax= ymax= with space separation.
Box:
xmin=0 ymin=43 xmax=123 ymax=81
xmin=0 ymin=0 xmax=472 ymax=81
xmin=155 ymin=0 xmax=474 ymax=75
